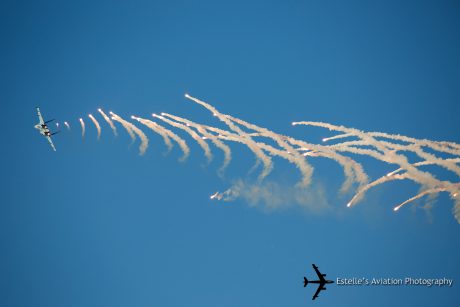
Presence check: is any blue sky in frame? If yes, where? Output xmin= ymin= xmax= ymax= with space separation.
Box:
xmin=1 ymin=0 xmax=460 ymax=306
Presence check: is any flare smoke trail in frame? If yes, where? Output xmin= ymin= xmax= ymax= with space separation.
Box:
xmin=325 ymin=131 xmax=460 ymax=156
xmin=322 ymin=133 xmax=354 ymax=143
xmin=72 ymin=94 xmax=460 ymax=223
xmin=153 ymin=113 xmax=213 ymax=163
xmin=132 ymin=116 xmax=173 ymax=153
xmin=206 ymin=126 xmax=365 ymax=195
xmin=110 ymin=112 xmax=136 ymax=143
xmin=191 ymin=97 xmax=457 ymax=221
xmin=328 ymin=139 xmax=460 ymax=177
xmin=111 ymin=112 xmax=148 ymax=155
xmin=88 ymin=114 xmax=102 ymax=140
xmin=125 ymin=116 xmax=149 ymax=156
xmin=317 ymin=130 xmax=460 ymax=206
xmin=331 ymin=143 xmax=458 ymax=206
xmin=144 ymin=119 xmax=190 ymax=162
xmin=211 ymin=122 xmax=368 ymax=193
xmin=287 ymin=137 xmax=369 ymax=193
xmin=292 ymin=122 xmax=445 ymax=196
xmin=161 ymin=113 xmax=232 ymax=174
xmin=185 ymin=94 xmax=273 ymax=182
xmin=79 ymin=118 xmax=85 ymax=139
xmin=64 ymin=121 xmax=70 ymax=130
xmin=98 ymin=108 xmax=118 ymax=136
xmin=194 ymin=126 xmax=272 ymax=179
xmin=394 ymin=188 xmax=446 ymax=212
xmin=386 ymin=158 xmax=460 ymax=178
xmin=226 ymin=115 xmax=314 ymax=187
xmin=136 ymin=117 xmax=190 ymax=162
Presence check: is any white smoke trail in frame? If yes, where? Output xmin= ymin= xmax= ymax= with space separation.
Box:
xmin=324 ymin=139 xmax=460 ymax=205
xmin=294 ymin=121 xmax=460 ymax=222
xmin=347 ymin=173 xmax=408 ymax=207
xmin=199 ymin=125 xmax=269 ymax=176
xmin=209 ymin=122 xmax=458 ymax=219
xmin=327 ymin=139 xmax=460 ymax=177
xmin=153 ymin=113 xmax=213 ymax=163
xmin=370 ymin=132 xmax=460 ymax=157
xmin=111 ymin=112 xmax=149 ymax=155
xmin=322 ymin=133 xmax=354 ymax=143
xmin=393 ymin=188 xmax=447 ymax=212
xmin=335 ymin=145 xmax=447 ymax=199
xmin=226 ymin=115 xmax=315 ymax=187
xmin=110 ymin=112 xmax=136 ymax=143
xmin=88 ymin=114 xmax=102 ymax=140
xmin=64 ymin=121 xmax=70 ymax=130
xmin=216 ymin=119 xmax=367 ymax=192
xmin=137 ymin=116 xmax=190 ymax=161
xmin=204 ymin=127 xmax=363 ymax=195
xmin=200 ymin=124 xmax=365 ymax=193
xmin=185 ymin=93 xmax=273 ymax=182
xmin=161 ymin=113 xmax=232 ymax=175
xmin=386 ymin=158 xmax=460 ymax=178
xmin=405 ymin=144 xmax=460 ymax=177
xmin=149 ymin=118 xmax=190 ymax=161
xmin=287 ymin=137 xmax=369 ymax=193
xmin=79 ymin=118 xmax=85 ymax=139
xmin=209 ymin=179 xmax=331 ymax=213
xmin=70 ymin=95 xmax=460 ymax=223
xmin=347 ymin=159 xmax=460 ymax=207
xmin=127 ymin=120 xmax=149 ymax=156
xmin=293 ymin=121 xmax=441 ymax=194
xmin=98 ymin=108 xmax=118 ymax=136
xmin=132 ymin=116 xmax=173 ymax=153
xmin=323 ymin=131 xmax=460 ymax=156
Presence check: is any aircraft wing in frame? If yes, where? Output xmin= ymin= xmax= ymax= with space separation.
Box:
xmin=312 ymin=264 xmax=326 ymax=282
xmin=36 ymin=107 xmax=45 ymax=125
xmin=312 ymin=285 xmax=325 ymax=300
xmin=46 ymin=135 xmax=56 ymax=151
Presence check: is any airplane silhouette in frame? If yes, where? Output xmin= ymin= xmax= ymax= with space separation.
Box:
xmin=303 ymin=264 xmax=334 ymax=300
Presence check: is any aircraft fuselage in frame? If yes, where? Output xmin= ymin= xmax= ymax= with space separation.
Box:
xmin=34 ymin=123 xmax=51 ymax=136
xmin=308 ymin=280 xmax=334 ymax=284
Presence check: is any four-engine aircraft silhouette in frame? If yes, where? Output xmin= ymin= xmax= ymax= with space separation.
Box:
xmin=303 ymin=264 xmax=334 ymax=300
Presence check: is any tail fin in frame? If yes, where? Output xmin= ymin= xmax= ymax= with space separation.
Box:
xmin=45 ymin=119 xmax=55 ymax=124
xmin=51 ymin=130 xmax=60 ymax=136
xmin=303 ymin=277 xmax=308 ymax=287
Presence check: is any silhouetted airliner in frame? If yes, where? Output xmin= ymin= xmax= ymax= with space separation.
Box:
xmin=303 ymin=264 xmax=334 ymax=300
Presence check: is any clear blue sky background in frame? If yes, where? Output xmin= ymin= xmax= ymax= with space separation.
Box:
xmin=1 ymin=0 xmax=459 ymax=306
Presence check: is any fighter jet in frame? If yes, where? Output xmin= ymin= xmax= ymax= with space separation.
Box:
xmin=303 ymin=264 xmax=334 ymax=300
xmin=34 ymin=107 xmax=59 ymax=151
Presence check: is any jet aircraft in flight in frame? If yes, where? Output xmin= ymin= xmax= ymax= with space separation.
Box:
xmin=34 ymin=107 xmax=59 ymax=151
